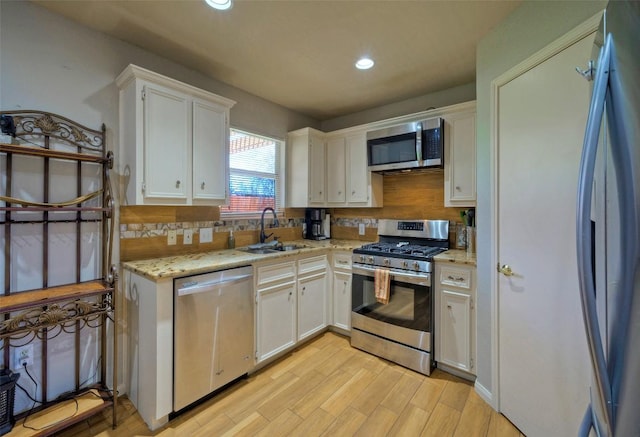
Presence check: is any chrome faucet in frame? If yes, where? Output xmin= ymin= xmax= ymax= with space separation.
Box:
xmin=260 ymin=207 xmax=280 ymax=244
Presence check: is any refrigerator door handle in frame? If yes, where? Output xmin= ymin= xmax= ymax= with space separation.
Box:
xmin=576 ymin=34 xmax=614 ymax=436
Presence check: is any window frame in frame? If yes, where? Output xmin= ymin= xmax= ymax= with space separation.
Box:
xmin=221 ymin=127 xmax=286 ymax=219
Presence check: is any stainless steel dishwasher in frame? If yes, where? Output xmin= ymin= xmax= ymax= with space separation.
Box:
xmin=173 ymin=265 xmax=254 ymax=412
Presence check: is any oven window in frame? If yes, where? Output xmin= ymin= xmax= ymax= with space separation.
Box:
xmin=368 ymin=133 xmax=417 ymax=166
xmin=352 ymin=273 xmax=430 ymax=331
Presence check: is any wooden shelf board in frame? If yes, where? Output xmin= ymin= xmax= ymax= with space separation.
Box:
xmin=5 ymin=389 xmax=112 ymax=437
xmin=0 ymin=143 xmax=106 ymax=163
xmin=0 ymin=281 xmax=113 ymax=314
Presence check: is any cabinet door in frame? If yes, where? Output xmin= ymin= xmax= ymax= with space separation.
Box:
xmin=256 ymin=282 xmax=297 ymax=363
xmin=143 ymin=83 xmax=189 ymax=200
xmin=192 ymin=99 xmax=227 ymax=202
xmin=326 ymin=136 xmax=346 ymax=203
xmin=332 ymin=270 xmax=351 ymax=331
xmin=297 ymin=272 xmax=327 ymax=340
xmin=445 ymin=111 xmax=476 ymax=206
xmin=309 ymin=134 xmax=326 ymax=204
xmin=347 ymin=132 xmax=369 ymax=203
xmin=440 ymin=289 xmax=473 ymax=373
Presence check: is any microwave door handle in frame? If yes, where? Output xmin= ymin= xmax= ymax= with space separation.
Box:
xmin=576 ymin=34 xmax=613 ymax=436
xmin=416 ymin=123 xmax=423 ymax=162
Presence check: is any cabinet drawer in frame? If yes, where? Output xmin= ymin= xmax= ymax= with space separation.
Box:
xmin=333 ymin=253 xmax=352 ymax=270
xmin=257 ymin=261 xmax=296 ymax=287
xmin=440 ymin=266 xmax=472 ymax=289
xmin=298 ymin=255 xmax=327 ymax=275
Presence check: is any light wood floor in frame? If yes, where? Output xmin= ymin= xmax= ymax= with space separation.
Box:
xmin=50 ymin=332 xmax=523 ymax=436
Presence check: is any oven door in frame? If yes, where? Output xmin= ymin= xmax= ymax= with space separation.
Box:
xmin=351 ymin=264 xmax=432 ymax=351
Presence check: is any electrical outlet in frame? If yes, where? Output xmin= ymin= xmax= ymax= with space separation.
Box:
xmin=200 ymin=227 xmax=213 ymax=243
xmin=167 ymin=229 xmax=177 ymax=245
xmin=358 ymin=223 xmax=365 ymax=235
xmin=14 ymin=344 xmax=34 ymax=368
xmin=183 ymin=229 xmax=193 ymax=245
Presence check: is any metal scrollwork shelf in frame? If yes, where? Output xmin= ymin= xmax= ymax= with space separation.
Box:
xmin=0 ymin=110 xmax=117 ymax=435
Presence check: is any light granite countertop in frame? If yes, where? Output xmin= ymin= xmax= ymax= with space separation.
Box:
xmin=122 ymin=239 xmax=365 ymax=281
xmin=434 ymin=249 xmax=477 ymax=267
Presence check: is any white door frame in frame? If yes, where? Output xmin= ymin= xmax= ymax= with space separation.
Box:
xmin=488 ymin=12 xmax=601 ymax=411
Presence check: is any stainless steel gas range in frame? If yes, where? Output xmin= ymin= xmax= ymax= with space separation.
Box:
xmin=350 ymin=219 xmax=449 ymax=375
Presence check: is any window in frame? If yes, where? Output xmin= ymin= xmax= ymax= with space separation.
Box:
xmin=221 ymin=128 xmax=284 ymax=216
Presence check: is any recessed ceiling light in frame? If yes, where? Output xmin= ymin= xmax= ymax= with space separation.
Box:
xmin=355 ymin=57 xmax=375 ymax=70
xmin=205 ymin=0 xmax=233 ymax=10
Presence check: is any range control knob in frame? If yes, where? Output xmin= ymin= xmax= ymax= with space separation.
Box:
xmin=368 ymin=256 xmax=374 ymax=263
xmin=413 ymin=261 xmax=420 ymax=270
xmin=383 ymin=258 xmax=390 ymax=266
xmin=359 ymin=255 xmax=366 ymax=263
xmin=402 ymin=261 xmax=409 ymax=269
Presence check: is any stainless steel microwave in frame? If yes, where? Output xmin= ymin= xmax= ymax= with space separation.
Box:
xmin=366 ymin=117 xmax=443 ymax=172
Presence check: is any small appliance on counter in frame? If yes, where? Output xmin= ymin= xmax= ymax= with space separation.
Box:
xmin=304 ymin=208 xmax=328 ymax=240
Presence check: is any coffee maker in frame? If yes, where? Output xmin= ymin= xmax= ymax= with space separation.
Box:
xmin=304 ymin=208 xmax=327 ymax=240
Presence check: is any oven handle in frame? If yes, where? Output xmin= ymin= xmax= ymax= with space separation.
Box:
xmin=352 ymin=264 xmax=431 ymax=287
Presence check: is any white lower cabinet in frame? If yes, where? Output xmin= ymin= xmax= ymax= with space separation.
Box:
xmin=297 ymin=272 xmax=327 ymax=340
xmin=256 ymin=281 xmax=297 ymax=363
xmin=331 ymin=252 xmax=352 ymax=332
xmin=435 ymin=262 xmax=476 ymax=376
xmin=255 ymin=260 xmax=297 ymax=363
xmin=255 ymin=254 xmax=329 ymax=365
xmin=297 ymin=255 xmax=328 ymax=341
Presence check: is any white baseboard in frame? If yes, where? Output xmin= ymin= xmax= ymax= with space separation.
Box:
xmin=474 ymin=381 xmax=495 ymax=409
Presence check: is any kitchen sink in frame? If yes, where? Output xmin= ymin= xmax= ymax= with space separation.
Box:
xmin=239 ymin=248 xmax=280 ymax=254
xmin=238 ymin=243 xmax=308 ymax=254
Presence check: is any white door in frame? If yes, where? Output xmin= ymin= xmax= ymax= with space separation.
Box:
xmin=497 ymin=34 xmax=593 ymax=436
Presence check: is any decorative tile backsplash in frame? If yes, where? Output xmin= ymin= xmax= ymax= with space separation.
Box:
xmin=333 ymin=217 xmax=379 ymax=228
xmin=120 ymin=218 xmax=305 ymax=239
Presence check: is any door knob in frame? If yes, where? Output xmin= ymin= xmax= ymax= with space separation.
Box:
xmin=498 ymin=264 xmax=514 ymax=276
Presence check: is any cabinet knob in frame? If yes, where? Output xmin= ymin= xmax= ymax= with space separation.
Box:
xmin=201 ymin=182 xmax=205 ymax=190
xmin=448 ymin=275 xmax=464 ymax=282
xmin=338 ymin=191 xmax=342 ymax=195
xmin=447 ymin=305 xmax=452 ymax=309
xmin=176 ymin=180 xmax=181 ymax=188
xmin=455 ymin=186 xmax=461 ymax=191
xmin=352 ymin=190 xmax=356 ymax=195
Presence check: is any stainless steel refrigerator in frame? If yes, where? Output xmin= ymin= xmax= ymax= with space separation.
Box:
xmin=577 ymin=1 xmax=640 ymax=435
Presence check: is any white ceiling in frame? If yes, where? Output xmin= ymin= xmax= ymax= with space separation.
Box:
xmin=34 ymin=0 xmax=520 ymax=120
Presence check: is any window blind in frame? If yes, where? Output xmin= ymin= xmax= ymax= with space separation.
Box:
xmin=221 ymin=129 xmax=283 ymax=215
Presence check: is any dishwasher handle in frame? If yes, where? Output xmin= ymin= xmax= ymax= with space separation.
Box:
xmin=177 ymin=273 xmax=253 ymax=296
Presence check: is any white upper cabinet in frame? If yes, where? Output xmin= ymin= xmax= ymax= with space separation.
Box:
xmin=143 ymin=83 xmax=190 ymax=200
xmin=192 ymin=99 xmax=228 ymax=201
xmin=287 ymin=127 xmax=326 ymax=207
xmin=288 ymin=128 xmax=382 ymax=208
xmin=326 ymin=136 xmax=346 ymax=203
xmin=345 ymin=131 xmax=382 ymax=206
xmin=444 ymin=107 xmax=476 ymax=207
xmin=117 ymin=64 xmax=235 ymax=206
